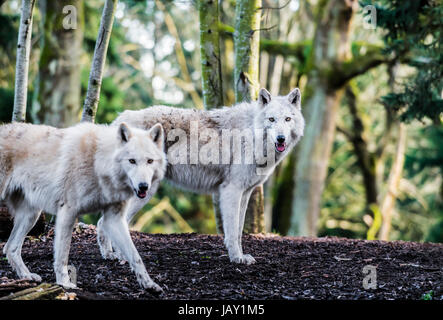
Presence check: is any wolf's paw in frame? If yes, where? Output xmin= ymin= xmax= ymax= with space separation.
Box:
xmin=58 ymin=281 xmax=77 ymax=290
xmin=139 ymin=278 xmax=163 ymax=294
xmin=22 ymin=272 xmax=42 ymax=282
xmin=100 ymin=249 xmax=119 ymax=261
xmin=230 ymin=254 xmax=256 ymax=265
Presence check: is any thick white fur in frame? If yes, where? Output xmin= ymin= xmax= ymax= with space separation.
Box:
xmin=99 ymin=88 xmax=305 ymax=265
xmin=0 ymin=122 xmax=166 ymax=291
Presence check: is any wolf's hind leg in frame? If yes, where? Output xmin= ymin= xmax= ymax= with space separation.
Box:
xmin=101 ymin=205 xmax=162 ymax=293
xmin=53 ymin=206 xmax=77 ymax=289
xmin=3 ymin=200 xmax=42 ymax=282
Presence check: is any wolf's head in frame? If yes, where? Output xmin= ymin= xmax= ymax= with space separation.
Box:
xmin=254 ymin=88 xmax=305 ymax=153
xmin=115 ymin=122 xmax=166 ymax=199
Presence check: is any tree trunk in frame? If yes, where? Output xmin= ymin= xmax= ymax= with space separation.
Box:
xmin=289 ymin=0 xmax=357 ymax=236
xmin=81 ymin=0 xmax=117 ymax=123
xmin=33 ymin=0 xmax=84 ymax=127
xmin=379 ymin=123 xmax=407 ymax=240
xmin=198 ymin=0 xmax=224 ymax=233
xmin=233 ymin=0 xmax=264 ymax=234
xmin=339 ymin=85 xmax=378 ymax=206
xmin=12 ymin=0 xmax=35 ymax=123
xmin=336 ymin=85 xmax=380 ymax=238
xmin=198 ymin=0 xmax=223 ymax=109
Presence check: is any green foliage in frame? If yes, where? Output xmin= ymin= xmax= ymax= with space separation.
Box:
xmin=366 ymin=0 xmax=443 ymax=122
xmin=0 ymin=87 xmax=33 ymax=123
xmin=421 ymin=290 xmax=434 ymax=300
xmin=0 ymin=87 xmax=14 ymax=122
xmin=0 ymin=13 xmax=18 ymax=54
xmin=95 ymin=77 xmax=125 ymax=124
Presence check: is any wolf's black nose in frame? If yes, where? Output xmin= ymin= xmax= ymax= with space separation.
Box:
xmin=277 ymin=135 xmax=286 ymax=143
xmin=138 ymin=183 xmax=149 ymax=192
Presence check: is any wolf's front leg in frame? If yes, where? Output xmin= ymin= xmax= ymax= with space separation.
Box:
xmin=218 ymin=185 xmax=255 ymax=265
xmin=101 ymin=205 xmax=162 ymax=293
xmin=97 ymin=182 xmax=157 ymax=260
xmin=237 ymin=188 xmax=256 ymax=264
xmin=54 ymin=206 xmax=78 ymax=289
xmin=97 ymin=215 xmax=122 ymax=260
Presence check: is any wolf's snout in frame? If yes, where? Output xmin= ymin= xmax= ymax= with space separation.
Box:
xmin=138 ymin=182 xmax=149 ymax=192
xmin=136 ymin=182 xmax=149 ymax=199
xmin=275 ymin=135 xmax=287 ymax=153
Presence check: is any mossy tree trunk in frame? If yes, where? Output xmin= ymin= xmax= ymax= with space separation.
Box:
xmin=198 ymin=0 xmax=223 ymax=109
xmin=33 ymin=0 xmax=84 ymax=127
xmin=198 ymin=0 xmax=224 ymax=233
xmin=81 ymin=0 xmax=117 ymax=123
xmin=233 ymin=0 xmax=264 ymax=234
xmin=289 ymin=0 xmax=357 ymax=236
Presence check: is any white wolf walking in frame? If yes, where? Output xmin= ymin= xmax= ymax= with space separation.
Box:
xmin=98 ymin=88 xmax=304 ymax=265
xmin=0 ymin=122 xmax=166 ymax=291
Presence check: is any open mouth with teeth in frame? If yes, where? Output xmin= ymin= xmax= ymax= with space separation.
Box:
xmin=275 ymin=142 xmax=286 ymax=153
xmin=135 ymin=189 xmax=147 ymax=199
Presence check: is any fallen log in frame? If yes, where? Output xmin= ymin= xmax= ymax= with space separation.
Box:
xmin=0 ymin=278 xmax=38 ymax=293
xmin=0 ymin=283 xmax=63 ymax=300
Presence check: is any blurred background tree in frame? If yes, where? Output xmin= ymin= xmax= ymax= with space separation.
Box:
xmin=0 ymin=0 xmax=441 ymax=243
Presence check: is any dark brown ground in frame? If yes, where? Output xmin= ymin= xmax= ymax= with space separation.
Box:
xmin=0 ymin=224 xmax=442 ymax=300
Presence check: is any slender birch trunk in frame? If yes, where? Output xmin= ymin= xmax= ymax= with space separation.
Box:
xmin=234 ymin=0 xmax=264 ymax=233
xmin=81 ymin=0 xmax=117 ymax=123
xmin=198 ymin=0 xmax=224 ymax=233
xmin=12 ymin=0 xmax=36 ymax=122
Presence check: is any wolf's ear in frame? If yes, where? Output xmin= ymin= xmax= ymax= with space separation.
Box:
xmin=119 ymin=122 xmax=132 ymax=144
xmin=258 ymin=88 xmax=271 ymax=107
xmin=288 ymin=88 xmax=301 ymax=108
xmin=148 ymin=123 xmax=164 ymax=149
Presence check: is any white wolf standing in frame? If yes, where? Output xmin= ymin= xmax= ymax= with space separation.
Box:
xmin=0 ymin=121 xmax=166 ymax=291
xmin=98 ymin=88 xmax=304 ymax=265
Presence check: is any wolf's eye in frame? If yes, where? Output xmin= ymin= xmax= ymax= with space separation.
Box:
xmin=269 ymin=117 xmax=275 ymax=122
xmin=129 ymin=159 xmax=136 ymax=164
xmin=147 ymin=159 xmax=154 ymax=164
xmin=285 ymin=117 xmax=291 ymax=122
